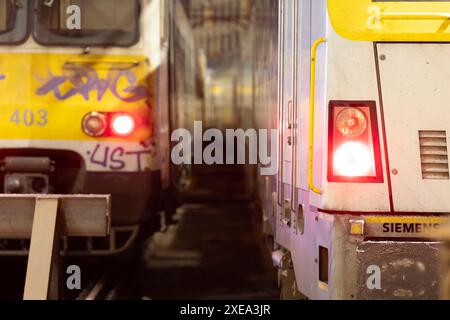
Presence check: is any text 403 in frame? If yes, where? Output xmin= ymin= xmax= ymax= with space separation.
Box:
xmin=10 ymin=109 xmax=48 ymax=127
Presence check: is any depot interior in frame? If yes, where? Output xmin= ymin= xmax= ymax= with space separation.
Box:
xmin=0 ymin=0 xmax=449 ymax=301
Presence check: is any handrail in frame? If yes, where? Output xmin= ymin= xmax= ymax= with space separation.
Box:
xmin=277 ymin=1 xmax=285 ymax=207
xmin=308 ymin=37 xmax=326 ymax=195
xmin=290 ymin=0 xmax=300 ymax=214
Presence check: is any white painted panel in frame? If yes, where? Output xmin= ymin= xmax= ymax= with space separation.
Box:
xmin=378 ymin=43 xmax=450 ymax=212
xmin=321 ymin=28 xmax=390 ymax=212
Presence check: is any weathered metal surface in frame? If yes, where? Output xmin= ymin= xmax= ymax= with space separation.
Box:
xmin=3 ymin=157 xmax=52 ymax=173
xmin=433 ymin=221 xmax=450 ymax=299
xmin=0 ymin=194 xmax=111 ymax=238
xmin=356 ymin=241 xmax=444 ymax=300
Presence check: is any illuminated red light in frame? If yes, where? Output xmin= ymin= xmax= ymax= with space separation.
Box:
xmin=333 ymin=142 xmax=373 ymax=177
xmin=111 ymin=114 xmax=135 ymax=137
xmin=336 ymin=108 xmax=368 ymax=137
xmin=328 ymin=101 xmax=383 ymax=183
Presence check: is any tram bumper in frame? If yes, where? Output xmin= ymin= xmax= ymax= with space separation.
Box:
xmin=355 ymin=241 xmax=444 ymax=300
xmin=84 ymin=171 xmax=161 ymax=226
xmin=328 ymin=214 xmax=448 ymax=300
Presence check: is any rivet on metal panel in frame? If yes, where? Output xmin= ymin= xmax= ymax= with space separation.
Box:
xmin=380 ymin=54 xmax=386 ymax=61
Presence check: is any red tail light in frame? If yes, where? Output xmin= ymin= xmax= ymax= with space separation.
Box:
xmin=111 ymin=113 xmax=135 ymax=137
xmin=82 ymin=112 xmax=136 ymax=138
xmin=328 ymin=101 xmax=383 ymax=183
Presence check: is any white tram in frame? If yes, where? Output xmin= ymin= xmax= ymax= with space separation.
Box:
xmin=251 ymin=0 xmax=450 ymax=299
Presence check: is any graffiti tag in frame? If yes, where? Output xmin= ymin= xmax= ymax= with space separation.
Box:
xmin=87 ymin=143 xmax=156 ymax=171
xmin=36 ymin=67 xmax=148 ymax=102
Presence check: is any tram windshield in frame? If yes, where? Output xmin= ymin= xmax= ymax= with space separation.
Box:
xmin=0 ymin=0 xmax=18 ymax=33
xmin=34 ymin=0 xmax=139 ymax=46
xmin=328 ymin=0 xmax=450 ymax=42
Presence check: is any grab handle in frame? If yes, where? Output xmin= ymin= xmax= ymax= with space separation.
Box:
xmin=308 ymin=37 xmax=326 ymax=195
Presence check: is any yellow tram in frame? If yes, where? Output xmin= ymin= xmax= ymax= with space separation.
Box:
xmin=0 ymin=0 xmax=202 ymax=255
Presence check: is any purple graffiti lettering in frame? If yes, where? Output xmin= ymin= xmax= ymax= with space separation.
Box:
xmin=89 ymin=144 xmax=109 ymax=168
xmin=125 ymin=150 xmax=153 ymax=171
xmin=110 ymin=70 xmax=149 ymax=103
xmin=86 ymin=143 xmax=155 ymax=171
xmin=36 ymin=67 xmax=148 ymax=102
xmin=88 ymin=144 xmax=153 ymax=172
xmin=72 ymin=68 xmax=109 ymax=101
xmin=37 ymin=74 xmax=77 ymax=100
xmin=110 ymin=147 xmax=126 ymax=171
xmin=96 ymin=78 xmax=110 ymax=101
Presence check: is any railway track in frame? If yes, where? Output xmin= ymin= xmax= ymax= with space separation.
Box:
xmin=76 ymin=260 xmax=137 ymax=300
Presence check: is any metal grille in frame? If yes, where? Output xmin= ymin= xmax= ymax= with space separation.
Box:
xmin=419 ymin=131 xmax=449 ymax=180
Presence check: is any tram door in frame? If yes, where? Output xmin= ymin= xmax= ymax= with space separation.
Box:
xmin=278 ymin=0 xmax=298 ymax=235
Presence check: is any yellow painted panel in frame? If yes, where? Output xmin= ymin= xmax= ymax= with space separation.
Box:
xmin=366 ymin=216 xmax=447 ymax=224
xmin=328 ymin=0 xmax=450 ymax=42
xmin=0 ymin=54 xmax=154 ymax=142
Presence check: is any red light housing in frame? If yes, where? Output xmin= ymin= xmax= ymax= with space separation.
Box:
xmin=82 ymin=112 xmax=107 ymax=137
xmin=82 ymin=112 xmax=137 ymax=138
xmin=328 ymin=101 xmax=383 ymax=183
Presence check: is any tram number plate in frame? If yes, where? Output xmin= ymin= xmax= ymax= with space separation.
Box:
xmin=10 ymin=109 xmax=48 ymax=127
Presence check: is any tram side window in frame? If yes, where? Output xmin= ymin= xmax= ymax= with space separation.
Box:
xmin=34 ymin=0 xmax=139 ymax=47
xmin=0 ymin=0 xmax=28 ymax=44
xmin=0 ymin=0 xmax=16 ymax=33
